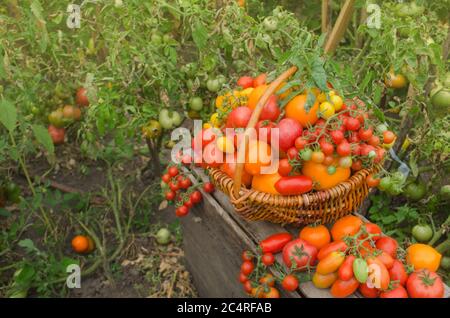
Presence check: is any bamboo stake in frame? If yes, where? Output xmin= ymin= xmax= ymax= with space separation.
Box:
xmin=324 ymin=0 xmax=355 ymax=54
xmin=321 ymin=0 xmax=330 ymax=34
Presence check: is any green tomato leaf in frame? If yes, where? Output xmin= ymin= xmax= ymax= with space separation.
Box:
xmin=192 ymin=22 xmax=208 ymax=50
xmin=0 ymin=99 xmax=17 ymax=132
xmin=32 ymin=124 xmax=54 ymax=156
xmin=0 ymin=208 xmax=12 ymax=217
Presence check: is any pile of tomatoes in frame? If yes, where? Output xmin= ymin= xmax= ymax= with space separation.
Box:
xmin=238 ymin=215 xmax=445 ymax=298
xmin=189 ymin=72 xmax=396 ymax=195
xmin=161 ymin=165 xmax=214 ymax=217
xmin=47 ymin=87 xmax=90 ymax=145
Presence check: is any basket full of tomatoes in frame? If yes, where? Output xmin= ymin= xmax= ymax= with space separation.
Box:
xmin=194 ymin=66 xmax=395 ymax=225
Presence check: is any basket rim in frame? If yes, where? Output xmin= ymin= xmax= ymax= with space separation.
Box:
xmin=208 ymin=165 xmax=378 ymax=206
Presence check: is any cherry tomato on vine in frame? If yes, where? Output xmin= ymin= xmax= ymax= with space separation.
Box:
xmin=242 ymin=250 xmax=253 ymax=262
xmin=165 ymin=191 xmax=176 ymax=201
xmin=366 ymin=174 xmax=380 ymax=187
xmin=383 ymin=130 xmax=396 ymax=144
xmin=345 ymin=117 xmax=361 ymax=131
xmin=282 ymin=275 xmax=299 ymax=292
xmin=162 ymin=174 xmax=171 ymax=184
xmin=278 ymin=158 xmax=293 ymax=177
xmin=358 ymin=127 xmax=373 ymax=141
xmin=241 ymin=261 xmax=254 ymax=276
xmin=175 ymin=205 xmax=189 ymax=217
xmin=203 ymin=182 xmax=215 ymax=193
xmin=168 ymin=166 xmax=179 ymax=177
xmin=190 ymin=191 xmax=202 ymax=204
xmin=237 ymin=76 xmax=253 ymax=89
xmin=311 ymin=151 xmax=325 ymax=163
xmin=262 ymin=252 xmax=275 ymax=266
xmin=179 ymin=177 xmax=192 ymax=189
xmin=169 ymin=182 xmax=179 ymax=192
xmin=337 ymin=141 xmax=351 ymax=157
xmin=239 ymin=272 xmax=248 ymax=284
xmin=330 ymin=130 xmax=345 ymax=145
xmin=184 ymin=198 xmax=193 ymax=208
xmin=320 ymin=141 xmax=334 ymax=156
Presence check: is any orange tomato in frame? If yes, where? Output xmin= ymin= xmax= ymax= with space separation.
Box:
xmin=385 ymin=70 xmax=407 ymax=89
xmin=285 ymin=94 xmax=320 ymax=127
xmin=244 ymin=140 xmax=272 ymax=176
xmin=220 ymin=155 xmax=253 ymax=187
xmin=71 ymin=235 xmax=90 ymax=253
xmin=331 ymin=215 xmax=363 ymax=241
xmin=301 ymin=159 xmax=350 ymax=190
xmin=330 ymin=277 xmax=359 ymax=298
xmin=263 ymin=287 xmax=280 ymax=298
xmin=299 ymin=224 xmax=331 ymax=250
xmin=316 ymin=251 xmax=346 ymax=275
xmin=251 ymin=172 xmax=281 ymax=195
xmin=248 ymin=84 xmax=268 ymax=110
xmin=312 ymin=271 xmax=338 ymax=289
xmin=259 ymin=273 xmax=275 ymax=287
xmin=406 ymin=243 xmax=442 ymax=272
xmin=62 ymin=105 xmax=82 ymax=120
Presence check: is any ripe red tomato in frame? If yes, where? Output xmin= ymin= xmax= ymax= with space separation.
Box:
xmin=237 ymin=76 xmax=253 ymax=89
xmin=242 ymin=250 xmax=253 ymax=262
xmin=330 ymin=130 xmax=345 ymax=144
xmin=243 ymin=281 xmax=252 ymax=293
xmin=255 ymin=120 xmax=276 ymax=144
xmin=330 ymin=277 xmax=359 ymax=298
xmin=295 ymin=136 xmax=308 ymax=150
xmin=202 ymin=143 xmax=223 ymax=168
xmin=383 ymin=130 xmax=396 ymax=144
xmin=175 ymin=205 xmax=189 ymax=217
xmin=260 ymin=232 xmax=293 ymax=253
xmin=286 ymin=147 xmax=299 ymax=160
xmin=276 ymin=118 xmax=303 ymax=152
xmin=162 ymin=173 xmax=171 ymax=184
xmin=226 ymin=106 xmax=252 ymax=128
xmin=406 ymin=269 xmax=444 ymax=298
xmin=203 ymin=182 xmax=215 ymax=193
xmin=351 ymin=159 xmax=363 ymax=171
xmin=363 ymin=222 xmax=382 ymax=241
xmin=48 ymin=125 xmax=65 ymax=145
xmin=345 ymin=117 xmax=361 ymax=131
xmin=274 ymin=176 xmax=313 ymax=195
xmin=262 ymin=252 xmax=275 ymax=266
xmin=190 ymin=191 xmax=202 ymax=204
xmin=336 ymin=141 xmax=351 ymax=157
xmin=253 ymin=73 xmax=267 ymax=87
xmin=165 ymin=191 xmax=176 ymax=201
xmin=169 ymin=182 xmax=179 ymax=192
xmin=320 ymin=141 xmax=334 ymax=156
xmin=359 ymin=282 xmax=379 ymax=298
xmin=282 ymin=275 xmax=299 ymax=292
xmin=375 ymin=236 xmax=398 ymax=258
xmin=380 ymin=285 xmax=408 ymax=298
xmin=366 ymin=174 xmax=380 ymax=187
xmin=389 ymin=260 xmax=408 ymax=286
xmin=260 ymin=95 xmax=280 ymax=121
xmin=278 ymin=158 xmax=293 ymax=176
xmin=179 ymin=177 xmax=192 ymax=189
xmin=239 ymin=272 xmax=248 ymax=283
xmin=360 ymin=144 xmax=376 ymax=157
xmin=374 ymin=147 xmax=386 ymax=163
xmin=76 ymin=87 xmax=90 ymax=107
xmin=338 ymin=255 xmax=355 ymax=281
xmin=184 ymin=198 xmax=193 ymax=208
xmin=318 ymin=241 xmax=348 ymax=260
xmin=241 ymin=261 xmax=254 ymax=275
xmin=368 ymin=135 xmax=380 ymax=147
xmin=168 ymin=166 xmax=179 ymax=177
xmin=347 ymin=132 xmax=360 ymax=143
xmin=358 ymin=127 xmax=373 ymax=141
xmin=282 ymin=238 xmax=317 ymax=269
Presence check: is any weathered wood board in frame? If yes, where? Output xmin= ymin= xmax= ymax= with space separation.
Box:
xmin=181 ymin=167 xmax=450 ymax=298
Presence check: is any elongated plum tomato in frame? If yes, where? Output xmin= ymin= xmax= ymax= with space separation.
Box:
xmin=282 ymin=238 xmax=317 ymax=270
xmin=285 ymin=94 xmax=320 ymax=127
xmin=260 ymin=232 xmax=293 ymax=254
xmin=76 ymin=87 xmax=90 ymax=107
xmin=338 ymin=255 xmax=356 ymax=281
xmin=330 ymin=277 xmax=359 ymax=298
xmin=389 ymin=260 xmax=408 ymax=286
xmin=358 ymin=282 xmax=379 ymax=298
xmin=312 ymin=272 xmax=338 ymax=289
xmin=275 ymin=118 xmax=303 ymax=152
xmin=274 ymin=176 xmax=313 ymax=195
xmin=259 ymin=95 xmax=281 ymax=122
xmin=376 ymin=236 xmax=398 ymax=258
xmin=299 ymin=224 xmax=331 ymax=250
xmin=317 ymin=251 xmax=346 ymax=275
xmin=226 ymin=106 xmax=252 ymax=128
xmin=318 ymin=241 xmax=348 ymax=260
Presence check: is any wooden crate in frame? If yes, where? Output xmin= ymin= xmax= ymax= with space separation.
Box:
xmin=181 ymin=167 xmax=449 ymax=298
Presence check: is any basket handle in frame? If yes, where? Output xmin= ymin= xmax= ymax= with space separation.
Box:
xmin=233 ymin=66 xmax=298 ymax=197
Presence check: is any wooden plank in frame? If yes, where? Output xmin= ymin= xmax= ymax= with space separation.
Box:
xmin=324 ymin=0 xmax=355 ymax=54
xmin=321 ymin=0 xmax=330 ymax=34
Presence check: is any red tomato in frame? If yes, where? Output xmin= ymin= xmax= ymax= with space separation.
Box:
xmin=48 ymin=125 xmax=65 ymax=145
xmin=76 ymin=87 xmax=90 ymax=107
xmin=336 ymin=141 xmax=351 ymax=157
xmin=374 ymin=147 xmax=386 ymax=163
xmin=253 ymin=73 xmax=267 ymax=87
xmin=360 ymin=144 xmax=376 ymax=157
xmin=282 ymin=275 xmax=299 ymax=292
xmin=380 ymin=285 xmax=408 ymax=298
xmin=351 ymin=159 xmax=363 ymax=171
xmin=179 ymin=177 xmax=192 ymax=189
xmin=359 ymin=282 xmax=380 ymax=298
xmin=318 ymin=241 xmax=348 ymax=260
xmin=184 ymin=198 xmax=193 ymax=208
xmin=242 ymin=250 xmax=253 ymax=262
xmin=383 ymin=130 xmax=396 ymax=144
xmin=320 ymin=141 xmax=334 ymax=156
xmin=331 ymin=277 xmax=359 ymax=298
xmin=260 ymin=233 xmax=293 ymax=253
xmin=168 ymin=166 xmax=179 ymax=177
xmin=190 ymin=191 xmax=202 ymax=204
xmin=226 ymin=106 xmax=252 ymax=128
xmin=255 ymin=120 xmax=276 ymax=144
xmin=239 ymin=272 xmax=249 ymax=283
xmin=295 ymin=136 xmax=308 ymax=150
xmin=202 ymin=142 xmax=223 ymax=168
xmin=347 ymin=132 xmax=360 ymax=144
xmin=169 ymin=182 xmax=179 ymax=192
xmin=366 ymin=174 xmax=380 ymax=187
xmin=330 ymin=130 xmax=345 ymax=144
xmin=276 ymin=118 xmax=303 ymax=152
xmin=358 ymin=127 xmax=373 ymax=141
xmin=162 ymin=174 xmax=171 ymax=183
xmin=338 ymin=255 xmax=355 ymax=281
xmin=375 ymin=236 xmax=398 ymax=258
xmin=175 ymin=205 xmax=189 ymax=217
xmin=260 ymin=95 xmax=281 ymax=121
xmin=243 ymin=281 xmax=252 ymax=293
xmin=345 ymin=117 xmax=361 ymax=131
xmin=262 ymin=253 xmax=275 ymax=266
xmin=241 ymin=261 xmax=254 ymax=275
xmin=363 ymin=223 xmax=382 ymax=241
xmin=278 ymin=158 xmax=293 ymax=176
xmin=165 ymin=191 xmax=176 ymax=201
xmin=282 ymin=238 xmax=317 ymax=270
xmin=368 ymin=135 xmax=380 ymax=147
xmin=389 ymin=260 xmax=408 ymax=286
xmin=274 ymin=176 xmax=313 ymax=195
xmin=203 ymin=182 xmax=215 ymax=193
xmin=377 ymin=251 xmax=395 ymax=269
xmin=237 ymin=76 xmax=253 ymax=89
xmin=406 ymin=269 xmax=444 ymax=298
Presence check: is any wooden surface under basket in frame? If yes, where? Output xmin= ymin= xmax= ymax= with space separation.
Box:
xmin=208 ymin=166 xmax=376 ymax=225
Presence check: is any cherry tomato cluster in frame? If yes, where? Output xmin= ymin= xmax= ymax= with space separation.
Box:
xmin=238 ymin=215 xmax=445 ymax=298
xmin=161 ymin=165 xmax=215 ymax=217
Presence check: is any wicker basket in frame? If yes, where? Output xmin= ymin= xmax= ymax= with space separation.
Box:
xmin=208 ymin=66 xmax=376 ymax=225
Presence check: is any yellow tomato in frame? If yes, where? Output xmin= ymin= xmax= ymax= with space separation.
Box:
xmin=203 ymin=122 xmax=212 ymax=129
xmin=216 ymin=136 xmax=235 ymax=154
xmin=251 ymin=172 xmax=281 ymax=195
xmin=385 ymin=70 xmax=407 ymax=89
xmin=210 ymin=112 xmax=222 ymax=128
xmin=319 ymin=101 xmax=335 ymax=119
xmin=406 ymin=244 xmax=442 ymax=272
xmin=216 ymin=91 xmax=240 ymax=111
xmin=317 ymin=92 xmax=327 ymax=103
xmin=330 ymin=95 xmax=343 ymax=111
xmin=312 ymin=272 xmax=338 ymax=289
xmin=240 ymin=87 xmax=254 ymax=98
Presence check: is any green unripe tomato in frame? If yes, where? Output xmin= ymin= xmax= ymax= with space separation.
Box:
xmin=327 ymin=166 xmax=337 ymax=175
xmin=440 ymin=185 xmax=450 ymax=200
xmin=404 ymin=182 xmax=426 ymax=201
xmin=412 ymin=224 xmax=433 ymax=242
xmin=189 ymin=96 xmax=203 ymax=111
xmin=206 ymin=78 xmax=220 ymax=92
xmin=156 ymin=228 xmax=171 ymax=245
